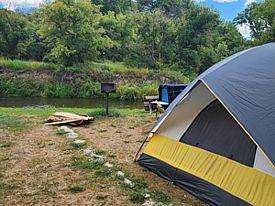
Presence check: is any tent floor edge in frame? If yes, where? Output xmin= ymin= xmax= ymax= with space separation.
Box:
xmin=138 ymin=153 xmax=251 ymax=206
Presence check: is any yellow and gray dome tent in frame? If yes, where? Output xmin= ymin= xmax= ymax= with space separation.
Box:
xmin=136 ymin=43 xmax=275 ymax=206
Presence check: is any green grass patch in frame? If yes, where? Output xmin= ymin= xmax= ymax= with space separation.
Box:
xmin=87 ymin=108 xmax=124 ymax=118
xmin=96 ymin=194 xmax=108 ymax=200
xmin=56 ymin=130 xmax=69 ymax=136
xmin=149 ymin=189 xmax=171 ymax=204
xmin=0 ymin=57 xmax=56 ymax=71
xmin=94 ymin=167 xmax=113 ymax=178
xmin=0 ymin=142 xmax=13 ymax=148
xmin=130 ymin=191 xmax=146 ymax=204
xmin=71 ymin=156 xmax=104 ymax=170
xmin=0 ymin=114 xmax=27 ymax=131
xmin=68 ymin=185 xmax=85 ymax=193
xmin=70 ymin=141 xmax=86 ymax=149
xmin=0 ymin=182 xmax=18 ymax=190
xmin=0 ymin=107 xmax=146 ymax=119
xmin=94 ymin=149 xmax=106 ymax=156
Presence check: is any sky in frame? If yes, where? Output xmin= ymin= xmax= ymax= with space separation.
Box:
xmin=195 ymin=0 xmax=259 ymax=38
xmin=196 ymin=0 xmax=257 ymax=21
xmin=0 ymin=0 xmax=258 ymax=38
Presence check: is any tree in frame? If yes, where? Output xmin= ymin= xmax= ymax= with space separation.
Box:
xmin=91 ymin=0 xmax=134 ymax=14
xmin=126 ymin=10 xmax=177 ymax=69
xmin=234 ymin=0 xmax=275 ymax=44
xmin=99 ymin=12 xmax=135 ymax=61
xmin=0 ymin=9 xmax=35 ymax=59
xmin=137 ymin=0 xmax=192 ymax=17
xmin=38 ymin=0 xmax=108 ymax=66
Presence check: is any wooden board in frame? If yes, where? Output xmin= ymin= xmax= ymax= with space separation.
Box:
xmin=44 ymin=118 xmax=84 ymax=126
xmin=45 ymin=112 xmax=94 ymax=126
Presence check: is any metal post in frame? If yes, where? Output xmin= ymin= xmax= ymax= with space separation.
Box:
xmin=106 ymin=92 xmax=109 ymax=115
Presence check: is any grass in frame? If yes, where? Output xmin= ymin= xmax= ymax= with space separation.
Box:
xmin=0 ymin=114 xmax=27 ymax=132
xmin=0 ymin=57 xmax=56 ymax=71
xmin=70 ymin=141 xmax=86 ymax=149
xmin=68 ymin=185 xmax=85 ymax=193
xmin=87 ymin=108 xmax=124 ymax=118
xmin=0 ymin=57 xmax=191 ymax=100
xmin=130 ymin=191 xmax=146 ymax=204
xmin=0 ymin=142 xmax=13 ymax=148
xmin=71 ymin=156 xmax=104 ymax=170
xmin=0 ymin=107 xmax=147 ymax=119
xmin=70 ymin=149 xmax=172 ymax=205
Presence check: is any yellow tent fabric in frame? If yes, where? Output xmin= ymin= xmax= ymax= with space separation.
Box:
xmin=144 ymin=134 xmax=275 ymax=206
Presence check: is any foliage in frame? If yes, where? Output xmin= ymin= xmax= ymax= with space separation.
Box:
xmin=38 ymin=0 xmax=109 ymax=66
xmin=91 ymin=0 xmax=134 ymax=14
xmin=234 ymin=0 xmax=275 ymax=44
xmin=1 ymin=0 xmax=272 ymax=87
xmin=0 ymin=10 xmax=36 ymax=59
xmin=0 ymin=58 xmax=189 ymax=100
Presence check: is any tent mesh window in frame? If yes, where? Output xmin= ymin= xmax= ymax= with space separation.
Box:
xmin=180 ymin=100 xmax=257 ymax=167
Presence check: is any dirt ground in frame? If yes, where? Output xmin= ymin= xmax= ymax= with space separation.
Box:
xmin=0 ymin=114 xmax=205 ymax=206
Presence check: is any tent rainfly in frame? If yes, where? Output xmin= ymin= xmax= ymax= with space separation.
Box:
xmin=137 ymin=43 xmax=275 ymax=206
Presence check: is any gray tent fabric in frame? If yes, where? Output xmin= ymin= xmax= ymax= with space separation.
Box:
xmin=180 ymin=100 xmax=257 ymax=167
xmin=155 ymin=43 xmax=275 ymax=165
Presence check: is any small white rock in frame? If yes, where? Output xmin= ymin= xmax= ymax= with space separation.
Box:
xmin=124 ymin=178 xmax=134 ymax=187
xmin=104 ymin=162 xmax=113 ymax=168
xmin=74 ymin=139 xmax=86 ymax=145
xmin=116 ymin=171 xmax=125 ymax=178
xmin=83 ymin=149 xmax=92 ymax=156
xmin=145 ymin=193 xmax=151 ymax=198
xmin=142 ymin=200 xmax=155 ymax=206
xmin=58 ymin=126 xmax=78 ymax=139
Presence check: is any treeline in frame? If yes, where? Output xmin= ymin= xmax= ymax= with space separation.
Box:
xmin=0 ymin=0 xmax=274 ymax=77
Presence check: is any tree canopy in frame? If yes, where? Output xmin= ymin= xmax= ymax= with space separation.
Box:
xmin=0 ymin=0 xmax=273 ymax=76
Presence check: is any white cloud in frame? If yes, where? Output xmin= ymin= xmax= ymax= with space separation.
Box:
xmin=213 ymin=0 xmax=238 ymax=3
xmin=195 ymin=0 xmax=206 ymax=3
xmin=0 ymin=0 xmax=46 ymax=7
xmin=245 ymin=0 xmax=257 ymax=7
xmin=236 ymin=23 xmax=252 ymax=39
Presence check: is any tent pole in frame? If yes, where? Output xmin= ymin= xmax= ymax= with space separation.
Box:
xmin=133 ymin=134 xmax=151 ymax=162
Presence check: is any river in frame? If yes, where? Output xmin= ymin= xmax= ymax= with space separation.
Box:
xmin=0 ymin=96 xmax=143 ymax=109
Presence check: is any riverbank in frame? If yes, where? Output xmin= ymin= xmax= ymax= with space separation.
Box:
xmin=0 ymin=58 xmax=190 ymax=101
xmin=0 ymin=107 xmax=204 ymax=205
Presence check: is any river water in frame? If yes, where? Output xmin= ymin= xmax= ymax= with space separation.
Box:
xmin=0 ymin=96 xmax=143 ymax=109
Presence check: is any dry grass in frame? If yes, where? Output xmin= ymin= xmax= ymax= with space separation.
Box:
xmin=0 ymin=110 xmax=205 ymax=206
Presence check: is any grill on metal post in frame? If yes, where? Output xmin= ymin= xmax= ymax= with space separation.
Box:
xmin=101 ymin=83 xmax=116 ymax=115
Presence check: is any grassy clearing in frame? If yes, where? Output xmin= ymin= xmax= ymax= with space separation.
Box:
xmin=69 ymin=149 xmax=172 ymax=205
xmin=0 ymin=107 xmax=147 ymax=119
xmin=0 ymin=114 xmax=27 ymax=132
